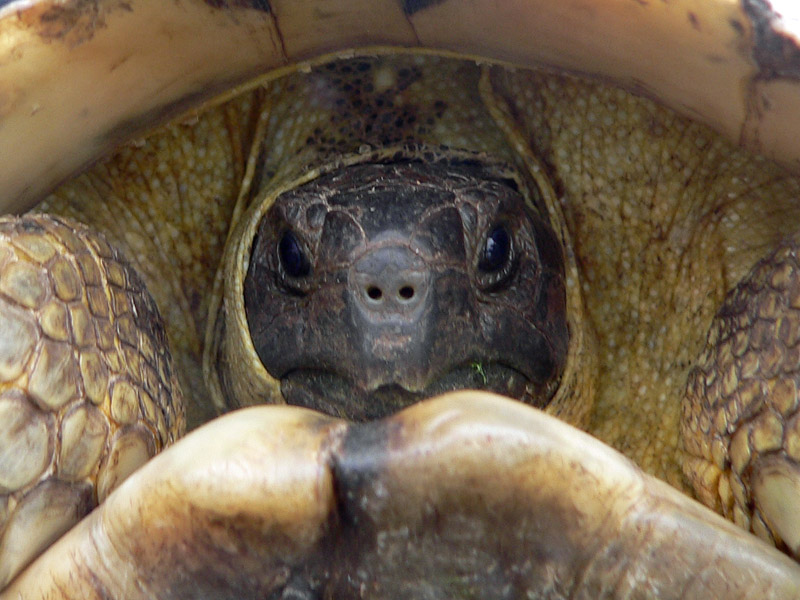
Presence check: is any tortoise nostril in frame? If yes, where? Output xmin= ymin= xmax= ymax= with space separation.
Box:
xmin=352 ymin=246 xmax=428 ymax=312
xmin=399 ymin=285 xmax=415 ymax=300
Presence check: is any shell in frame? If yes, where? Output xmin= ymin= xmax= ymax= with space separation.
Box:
xmin=2 ymin=0 xmax=800 ymax=211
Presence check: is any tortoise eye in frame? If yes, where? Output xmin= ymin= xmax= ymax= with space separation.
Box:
xmin=278 ymin=230 xmax=310 ymax=278
xmin=476 ymin=222 xmax=516 ymax=293
xmin=479 ymin=224 xmax=511 ymax=273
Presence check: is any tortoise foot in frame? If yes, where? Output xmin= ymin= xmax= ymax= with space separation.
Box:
xmin=0 ymin=213 xmax=184 ymax=587
xmin=683 ymin=233 xmax=800 ymax=554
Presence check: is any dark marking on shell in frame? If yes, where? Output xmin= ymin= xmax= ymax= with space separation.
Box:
xmin=688 ymin=11 xmax=700 ymax=32
xmin=330 ymin=419 xmax=399 ymax=528
xmin=204 ymin=0 xmax=271 ymax=12
xmin=401 ymin=0 xmax=446 ymax=16
xmin=319 ymin=410 xmax=587 ymax=598
xmin=730 ymin=18 xmax=746 ymax=37
xmin=16 ymin=0 xmax=132 ymax=46
xmin=743 ymin=0 xmax=800 ymax=80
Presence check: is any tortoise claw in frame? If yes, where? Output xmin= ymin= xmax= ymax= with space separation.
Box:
xmin=6 ymin=393 xmax=800 ymax=599
xmin=753 ymin=457 xmax=800 ymax=558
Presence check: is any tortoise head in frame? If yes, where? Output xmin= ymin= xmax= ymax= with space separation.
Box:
xmin=242 ymin=160 xmax=568 ymax=420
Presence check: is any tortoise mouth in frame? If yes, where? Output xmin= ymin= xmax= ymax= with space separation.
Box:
xmin=279 ymin=362 xmax=535 ymax=421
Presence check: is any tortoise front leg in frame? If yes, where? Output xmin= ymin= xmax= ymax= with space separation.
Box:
xmin=683 ymin=233 xmax=800 ymax=556
xmin=0 ymin=214 xmax=184 ymax=588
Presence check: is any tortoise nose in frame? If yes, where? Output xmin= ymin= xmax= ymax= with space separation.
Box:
xmin=350 ymin=245 xmax=429 ymax=318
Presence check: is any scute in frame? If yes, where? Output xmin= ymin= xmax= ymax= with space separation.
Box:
xmin=0 ymin=478 xmax=93 ymax=588
xmin=0 ymin=297 xmax=37 ymax=381
xmin=58 ymin=403 xmax=109 ymax=481
xmin=0 ymin=391 xmax=52 ymax=493
xmin=96 ymin=425 xmax=157 ymax=502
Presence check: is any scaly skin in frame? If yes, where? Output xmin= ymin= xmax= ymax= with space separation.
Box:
xmin=0 ymin=214 xmax=184 ymax=587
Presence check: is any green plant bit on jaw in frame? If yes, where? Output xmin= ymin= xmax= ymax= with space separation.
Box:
xmin=471 ymin=362 xmax=488 ymax=385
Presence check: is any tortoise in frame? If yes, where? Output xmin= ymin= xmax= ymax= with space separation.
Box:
xmin=3 ymin=0 xmax=800 ymax=597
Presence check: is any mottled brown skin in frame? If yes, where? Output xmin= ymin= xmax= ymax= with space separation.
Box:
xmin=9 ymin=53 xmax=800 ymax=592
